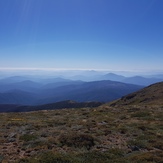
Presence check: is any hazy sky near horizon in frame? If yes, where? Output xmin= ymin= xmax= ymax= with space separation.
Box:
xmin=0 ymin=0 xmax=163 ymax=72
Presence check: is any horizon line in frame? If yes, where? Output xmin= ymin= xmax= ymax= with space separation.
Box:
xmin=0 ymin=67 xmax=163 ymax=73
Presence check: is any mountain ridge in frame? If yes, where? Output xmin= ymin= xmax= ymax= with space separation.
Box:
xmin=0 ymin=80 xmax=143 ymax=105
xmin=0 ymin=100 xmax=103 ymax=112
xmin=109 ymin=82 xmax=163 ymax=106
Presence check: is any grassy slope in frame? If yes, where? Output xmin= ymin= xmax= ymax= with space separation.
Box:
xmin=110 ymin=82 xmax=163 ymax=106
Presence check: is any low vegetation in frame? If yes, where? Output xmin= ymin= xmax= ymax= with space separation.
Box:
xmin=0 ymin=82 xmax=163 ymax=162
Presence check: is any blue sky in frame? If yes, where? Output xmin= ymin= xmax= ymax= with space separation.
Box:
xmin=0 ymin=0 xmax=163 ymax=72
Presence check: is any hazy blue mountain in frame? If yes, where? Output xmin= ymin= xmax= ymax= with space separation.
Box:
xmin=69 ymin=70 xmax=106 ymax=81
xmin=1 ymin=73 xmax=162 ymax=87
xmin=0 ymin=76 xmax=29 ymax=84
xmin=38 ymin=77 xmax=72 ymax=84
xmin=41 ymin=80 xmax=84 ymax=89
xmin=78 ymin=70 xmax=104 ymax=76
xmin=122 ymin=76 xmax=163 ymax=86
xmin=0 ymin=78 xmax=143 ymax=105
xmin=98 ymin=74 xmax=163 ymax=86
xmin=0 ymin=90 xmax=38 ymax=105
xmin=37 ymin=80 xmax=143 ymax=105
xmin=145 ymin=74 xmax=163 ymax=79
xmin=68 ymin=73 xmax=163 ymax=86
xmin=0 ymin=74 xmax=152 ymax=106
xmin=101 ymin=73 xmax=126 ymax=81
xmin=69 ymin=75 xmax=91 ymax=81
xmin=0 ymin=80 xmax=43 ymax=92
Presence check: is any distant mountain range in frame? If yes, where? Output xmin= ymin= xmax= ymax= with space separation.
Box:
xmin=1 ymin=81 xmax=163 ymax=113
xmin=0 ymin=72 xmax=162 ymax=107
xmin=0 ymin=77 xmax=143 ymax=105
xmin=37 ymin=80 xmax=143 ymax=104
xmin=69 ymin=72 xmax=163 ymax=85
xmin=1 ymin=72 xmax=163 ymax=85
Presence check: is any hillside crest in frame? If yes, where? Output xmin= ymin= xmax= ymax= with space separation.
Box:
xmin=110 ymin=82 xmax=163 ymax=106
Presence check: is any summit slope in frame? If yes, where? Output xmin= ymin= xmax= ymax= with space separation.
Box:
xmin=110 ymin=82 xmax=163 ymax=106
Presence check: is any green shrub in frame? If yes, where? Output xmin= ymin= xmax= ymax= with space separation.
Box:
xmin=58 ymin=133 xmax=95 ymax=150
xmin=128 ymin=151 xmax=163 ymax=163
xmin=20 ymin=134 xmax=37 ymax=142
xmin=38 ymin=152 xmax=72 ymax=163
xmin=19 ymin=152 xmax=77 ymax=163
xmin=76 ymin=149 xmax=125 ymax=163
xmin=0 ymin=155 xmax=4 ymax=162
xmin=131 ymin=111 xmax=151 ymax=118
xmin=128 ymin=139 xmax=147 ymax=149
